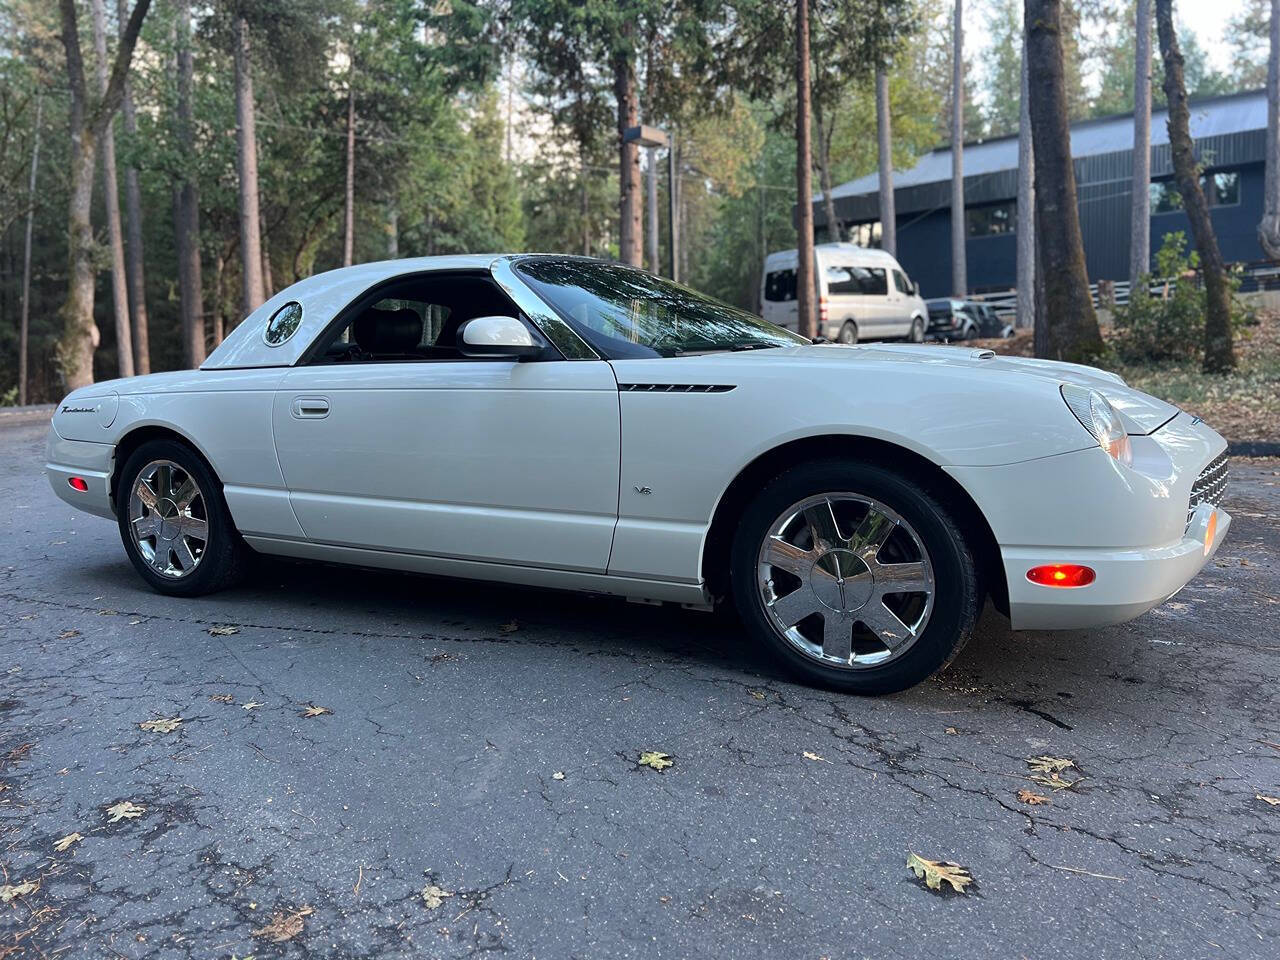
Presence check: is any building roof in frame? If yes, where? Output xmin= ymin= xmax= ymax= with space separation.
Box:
xmin=821 ymin=88 xmax=1268 ymax=204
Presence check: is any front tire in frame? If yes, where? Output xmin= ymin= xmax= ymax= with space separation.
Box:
xmin=907 ymin=317 xmax=925 ymax=343
xmin=116 ymin=439 xmax=247 ymax=597
xmin=729 ymin=459 xmax=979 ymax=694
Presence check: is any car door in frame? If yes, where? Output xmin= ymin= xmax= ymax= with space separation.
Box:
xmin=270 ymin=277 xmax=621 ymax=573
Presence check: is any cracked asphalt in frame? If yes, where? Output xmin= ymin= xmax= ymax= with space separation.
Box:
xmin=2 ymin=411 xmax=1278 ymax=959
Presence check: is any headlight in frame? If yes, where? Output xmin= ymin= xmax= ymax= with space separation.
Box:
xmin=1061 ymin=384 xmax=1132 ymax=466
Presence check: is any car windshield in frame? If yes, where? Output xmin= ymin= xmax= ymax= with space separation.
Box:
xmin=515 ymin=257 xmax=809 ymax=359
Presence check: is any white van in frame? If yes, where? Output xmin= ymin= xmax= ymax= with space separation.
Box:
xmin=760 ymin=243 xmax=928 ymax=343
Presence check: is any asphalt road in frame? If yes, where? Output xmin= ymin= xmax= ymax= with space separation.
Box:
xmin=2 ymin=412 xmax=1278 ymax=959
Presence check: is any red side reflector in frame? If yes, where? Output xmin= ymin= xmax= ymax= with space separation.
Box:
xmin=1026 ymin=564 xmax=1095 ymax=587
xmin=68 ymin=477 xmax=89 ymax=492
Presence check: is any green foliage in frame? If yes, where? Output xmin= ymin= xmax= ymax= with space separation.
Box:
xmin=1112 ymin=233 xmax=1252 ymax=365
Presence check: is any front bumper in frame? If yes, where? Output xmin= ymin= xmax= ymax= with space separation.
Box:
xmin=46 ymin=430 xmax=116 ymax=520
xmin=946 ymin=411 xmax=1231 ymax=631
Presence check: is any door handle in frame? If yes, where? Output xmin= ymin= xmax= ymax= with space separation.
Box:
xmin=291 ymin=397 xmax=330 ymax=419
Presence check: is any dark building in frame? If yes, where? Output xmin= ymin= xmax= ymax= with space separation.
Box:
xmin=814 ymin=89 xmax=1270 ymax=299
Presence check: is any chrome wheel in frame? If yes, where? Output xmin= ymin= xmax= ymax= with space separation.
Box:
xmin=756 ymin=493 xmax=935 ymax=669
xmin=127 ymin=460 xmax=209 ymax=579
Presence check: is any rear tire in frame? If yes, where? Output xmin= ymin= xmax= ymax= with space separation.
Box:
xmin=116 ymin=439 xmax=247 ymax=597
xmin=729 ymin=458 xmax=980 ymax=694
xmin=837 ymin=321 xmax=858 ymax=344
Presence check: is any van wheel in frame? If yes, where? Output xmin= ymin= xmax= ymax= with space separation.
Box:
xmin=837 ymin=321 xmax=858 ymax=344
xmin=908 ymin=317 xmax=925 ymax=343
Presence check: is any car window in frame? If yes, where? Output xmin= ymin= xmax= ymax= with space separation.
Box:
xmin=517 ymin=257 xmax=808 ymax=359
xmin=764 ymin=268 xmax=797 ymax=302
xmin=308 ymin=271 xmax=527 ymax=364
xmin=892 ymin=269 xmax=912 ymax=295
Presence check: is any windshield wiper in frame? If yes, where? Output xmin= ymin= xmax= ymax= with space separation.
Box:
xmin=729 ymin=342 xmax=781 ymax=352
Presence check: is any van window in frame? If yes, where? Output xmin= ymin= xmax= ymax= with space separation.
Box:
xmin=892 ymin=269 xmax=913 ymax=295
xmin=764 ymin=269 xmax=797 ymax=302
xmin=825 ymin=265 xmax=888 ymax=297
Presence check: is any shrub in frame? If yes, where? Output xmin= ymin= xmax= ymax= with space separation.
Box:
xmin=1112 ymin=232 xmax=1253 ymax=365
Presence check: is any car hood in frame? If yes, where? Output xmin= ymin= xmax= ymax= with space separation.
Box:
xmin=703 ymin=343 xmax=1179 ymax=434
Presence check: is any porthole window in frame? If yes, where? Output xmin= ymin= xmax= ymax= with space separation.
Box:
xmin=263 ymin=301 xmax=303 ymax=346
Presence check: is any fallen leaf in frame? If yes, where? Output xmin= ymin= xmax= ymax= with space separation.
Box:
xmin=208 ymin=625 xmax=240 ymax=636
xmin=906 ymin=852 xmax=974 ymax=894
xmin=0 ymin=880 xmax=38 ymax=902
xmin=552 ymin=771 xmax=565 ymax=780
xmin=209 ymin=693 xmax=235 ymax=703
xmin=242 ymin=701 xmax=263 ymax=711
xmin=421 ymin=884 xmax=453 ymax=909
xmin=106 ymin=800 xmax=145 ymax=822
xmin=1257 ymin=794 xmax=1280 ymax=806
xmin=252 ymin=906 xmax=312 ymax=942
xmin=1017 ymin=789 xmax=1051 ymax=806
xmin=803 ymin=750 xmax=833 ymax=764
xmin=1029 ymin=772 xmax=1084 ymax=791
xmin=1026 ymin=756 xmax=1075 ymax=774
xmin=638 ymin=750 xmax=673 ymax=771
xmin=749 ymin=690 xmax=766 ymax=700
xmin=945 ymin=727 xmax=959 ymax=735
xmin=499 ymin=620 xmax=519 ymax=634
xmin=58 ymin=629 xmax=80 ymax=639
xmin=299 ymin=705 xmax=331 ymax=718
xmin=53 ymin=832 xmax=83 ymax=852
xmin=139 ymin=717 xmax=182 ymax=734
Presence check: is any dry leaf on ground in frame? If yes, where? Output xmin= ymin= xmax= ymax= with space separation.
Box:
xmin=242 ymin=701 xmax=263 ymax=711
xmin=53 ymin=832 xmax=83 ymax=852
xmin=638 ymin=751 xmax=673 ymax=771
xmin=1030 ymin=772 xmax=1084 ymax=791
xmin=421 ymin=884 xmax=453 ymax=909
xmin=139 ymin=717 xmax=182 ymax=734
xmin=0 ymin=880 xmax=38 ymax=902
xmin=552 ymin=771 xmax=565 ymax=780
xmin=803 ymin=751 xmax=833 ymax=764
xmin=1026 ymin=756 xmax=1075 ymax=774
xmin=499 ymin=620 xmax=519 ymax=634
xmin=300 ymin=705 xmax=332 ymax=718
xmin=906 ymin=853 xmax=974 ymax=894
xmin=209 ymin=693 xmax=235 ymax=703
xmin=105 ymin=801 xmax=145 ymax=822
xmin=1257 ymin=793 xmax=1280 ymax=806
xmin=252 ymin=906 xmax=312 ymax=942
xmin=208 ymin=625 xmax=240 ymax=636
xmin=58 ymin=629 xmax=79 ymax=639
xmin=1017 ymin=789 xmax=1051 ymax=806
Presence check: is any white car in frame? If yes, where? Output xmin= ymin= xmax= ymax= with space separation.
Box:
xmin=46 ymin=255 xmax=1230 ymax=694
xmin=761 ymin=242 xmax=928 ymax=343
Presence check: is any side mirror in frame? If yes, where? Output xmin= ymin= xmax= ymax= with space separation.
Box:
xmin=457 ymin=316 xmax=544 ymax=361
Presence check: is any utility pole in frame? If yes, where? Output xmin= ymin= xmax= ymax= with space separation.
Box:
xmin=18 ymin=94 xmax=42 ymax=406
xmin=1130 ymin=0 xmax=1152 ymax=284
xmin=950 ymin=0 xmax=967 ymax=297
xmin=647 ymin=148 xmax=659 ymax=272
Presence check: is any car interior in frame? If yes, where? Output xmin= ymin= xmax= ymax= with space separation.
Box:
xmin=312 ymin=271 xmax=528 ymax=363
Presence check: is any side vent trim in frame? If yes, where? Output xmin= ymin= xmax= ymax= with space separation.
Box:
xmin=617 ymin=383 xmax=736 ymax=394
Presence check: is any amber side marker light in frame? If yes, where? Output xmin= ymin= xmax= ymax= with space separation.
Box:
xmin=67 ymin=477 xmax=89 ymax=492
xmin=1204 ymin=510 xmax=1218 ymax=557
xmin=1026 ymin=564 xmax=1096 ymax=587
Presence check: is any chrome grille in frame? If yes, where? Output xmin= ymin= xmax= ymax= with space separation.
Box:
xmin=1186 ymin=453 xmax=1229 ymax=529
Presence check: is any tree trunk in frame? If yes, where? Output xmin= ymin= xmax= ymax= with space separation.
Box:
xmin=1025 ymin=0 xmax=1104 ymax=361
xmin=174 ymin=0 xmax=204 ymax=367
xmin=950 ymin=0 xmax=967 ymax=296
xmin=1259 ymin=0 xmax=1280 ymax=258
xmin=211 ymin=250 xmax=224 ymax=346
xmin=56 ymin=0 xmax=152 ymax=391
xmin=18 ymin=94 xmax=42 ymax=405
xmin=813 ymin=99 xmax=841 ymax=244
xmin=234 ymin=15 xmax=266 ymax=314
xmin=386 ymin=206 xmax=399 ymax=258
xmin=875 ymin=66 xmax=895 ymax=257
xmin=580 ymin=153 xmax=591 ymax=256
xmin=343 ymin=77 xmax=355 ymax=267
xmin=90 ymin=0 xmax=134 ymax=379
xmin=117 ymin=0 xmax=148 ymax=373
xmin=795 ymin=0 xmax=816 ymax=339
xmin=646 ymin=148 xmax=660 ymax=271
xmin=1016 ymin=32 xmax=1035 ymax=329
xmin=613 ymin=41 xmax=642 ymax=266
xmin=1130 ymin=0 xmax=1152 ymax=284
xmin=1155 ymin=0 xmax=1235 ymax=372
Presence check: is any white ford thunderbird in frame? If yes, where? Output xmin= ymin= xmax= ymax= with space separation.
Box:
xmin=47 ymin=255 xmax=1230 ymax=693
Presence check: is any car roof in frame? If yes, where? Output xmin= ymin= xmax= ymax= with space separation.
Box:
xmin=763 ymin=243 xmax=898 ymax=270
xmin=202 ymin=255 xmax=517 ymax=369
